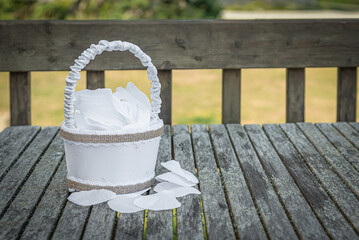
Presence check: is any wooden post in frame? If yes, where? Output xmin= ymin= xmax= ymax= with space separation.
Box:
xmin=337 ymin=67 xmax=357 ymax=122
xmin=158 ymin=70 xmax=172 ymax=124
xmin=86 ymin=71 xmax=105 ymax=89
xmin=10 ymin=72 xmax=31 ymax=126
xmin=286 ymin=68 xmax=305 ymax=123
xmin=222 ymin=69 xmax=241 ymax=123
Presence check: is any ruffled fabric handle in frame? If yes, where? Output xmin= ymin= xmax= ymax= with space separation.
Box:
xmin=64 ymin=40 xmax=161 ymax=129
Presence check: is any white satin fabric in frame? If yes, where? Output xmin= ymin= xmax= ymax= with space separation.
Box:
xmin=74 ymin=82 xmax=151 ymax=131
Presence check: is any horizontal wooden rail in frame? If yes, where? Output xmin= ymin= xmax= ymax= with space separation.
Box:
xmin=1 ymin=20 xmax=359 ymax=71
xmin=3 ymin=20 xmax=358 ymax=125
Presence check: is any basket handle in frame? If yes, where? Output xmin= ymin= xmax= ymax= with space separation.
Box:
xmin=64 ymin=40 xmax=161 ymax=129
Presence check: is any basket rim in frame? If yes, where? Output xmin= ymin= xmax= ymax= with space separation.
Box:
xmin=60 ymin=119 xmax=164 ymax=143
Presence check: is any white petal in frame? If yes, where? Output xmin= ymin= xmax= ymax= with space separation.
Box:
xmin=67 ymin=189 xmax=116 ymax=206
xmin=155 ymin=172 xmax=196 ymax=187
xmin=108 ymin=195 xmax=144 ymax=213
xmin=154 ymin=182 xmax=201 ymax=198
xmin=161 ymin=160 xmax=199 ymax=184
xmin=134 ymin=190 xmax=181 ymax=211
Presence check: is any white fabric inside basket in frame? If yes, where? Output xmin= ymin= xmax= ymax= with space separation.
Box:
xmin=74 ymin=82 xmax=151 ymax=131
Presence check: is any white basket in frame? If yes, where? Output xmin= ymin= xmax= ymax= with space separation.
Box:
xmin=60 ymin=40 xmax=163 ymax=194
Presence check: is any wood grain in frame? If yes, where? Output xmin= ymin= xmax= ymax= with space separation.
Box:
xmin=333 ymin=122 xmax=359 ymax=149
xmin=0 ymin=126 xmax=40 ymax=179
xmin=191 ymin=124 xmax=236 ymax=239
xmin=158 ymin=70 xmax=172 ymax=124
xmin=213 ymin=124 xmax=296 ymax=239
xmin=82 ymin=202 xmax=116 ymax=240
xmin=86 ymin=71 xmax=105 ymax=90
xmin=264 ymin=123 xmax=358 ymax=239
xmin=244 ymin=124 xmax=328 ymax=239
xmin=51 ymin=202 xmax=91 ymax=240
xmin=116 ymin=212 xmax=145 ymax=240
xmin=337 ymin=67 xmax=357 ymax=122
xmin=316 ymin=123 xmax=359 ymax=172
xmin=20 ymin=159 xmax=68 ymax=240
xmin=0 ymin=132 xmax=64 ymax=239
xmin=286 ymin=68 xmax=305 ymax=123
xmin=208 ymin=124 xmax=268 ymax=239
xmin=222 ymin=69 xmax=241 ymax=123
xmin=298 ymin=123 xmax=359 ymax=197
xmin=173 ymin=125 xmax=204 ymax=240
xmin=0 ymin=127 xmax=58 ymax=216
xmin=10 ymin=72 xmax=31 ymax=126
xmin=281 ymin=123 xmax=359 ymax=235
xmin=146 ymin=125 xmax=173 ymax=240
xmin=1 ymin=20 xmax=359 ymax=71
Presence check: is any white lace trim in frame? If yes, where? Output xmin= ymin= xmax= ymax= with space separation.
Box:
xmin=60 ymin=119 xmax=163 ymax=136
xmin=63 ymin=136 xmax=161 ymax=147
xmin=67 ymin=174 xmax=155 ymax=187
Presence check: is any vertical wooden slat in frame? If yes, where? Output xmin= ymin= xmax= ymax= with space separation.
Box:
xmin=337 ymin=67 xmax=357 ymax=122
xmin=286 ymin=68 xmax=305 ymax=123
xmin=158 ymin=70 xmax=172 ymax=124
xmin=10 ymin=72 xmax=31 ymax=126
xmin=86 ymin=71 xmax=105 ymax=90
xmin=222 ymin=69 xmax=241 ymax=123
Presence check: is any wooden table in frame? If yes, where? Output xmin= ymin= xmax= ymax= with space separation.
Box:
xmin=0 ymin=123 xmax=359 ymax=240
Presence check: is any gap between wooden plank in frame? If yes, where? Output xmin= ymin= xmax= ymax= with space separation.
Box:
xmin=146 ymin=125 xmax=173 ymax=240
xmin=0 ymin=127 xmax=59 ymax=218
xmin=333 ymin=122 xmax=359 ymax=150
xmin=208 ymin=124 xmax=269 ymax=240
xmin=173 ymin=125 xmax=205 ymax=240
xmin=316 ymin=123 xmax=359 ymax=173
xmin=0 ymin=126 xmax=41 ymax=181
xmin=20 ymin=158 xmax=68 ymax=240
xmin=0 ymin=131 xmax=64 ymax=239
xmin=297 ymin=123 xmax=359 ymax=198
xmin=280 ymin=123 xmax=359 ymax=236
xmin=263 ymin=123 xmax=357 ymax=239
xmin=244 ymin=124 xmax=328 ymax=239
xmin=191 ymin=124 xmax=236 ymax=240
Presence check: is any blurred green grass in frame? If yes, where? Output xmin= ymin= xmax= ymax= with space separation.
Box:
xmin=0 ymin=68 xmax=358 ymax=130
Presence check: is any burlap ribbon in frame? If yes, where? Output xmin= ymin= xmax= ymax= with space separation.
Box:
xmin=67 ymin=177 xmax=155 ymax=194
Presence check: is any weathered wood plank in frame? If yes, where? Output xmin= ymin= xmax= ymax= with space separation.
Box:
xmin=333 ymin=122 xmax=359 ymax=149
xmin=349 ymin=122 xmax=359 ymax=132
xmin=146 ymin=125 xmax=173 ymax=240
xmin=20 ymin=159 xmax=68 ymax=240
xmin=243 ymin=124 xmax=328 ymax=239
xmin=210 ymin=124 xmax=297 ymax=239
xmin=10 ymin=72 xmax=31 ymax=125
xmin=337 ymin=67 xmax=357 ymax=122
xmin=208 ymin=124 xmax=268 ymax=239
xmin=191 ymin=124 xmax=236 ymax=240
xmin=51 ymin=202 xmax=91 ymax=240
xmin=317 ymin=123 xmax=359 ymax=172
xmin=116 ymin=212 xmax=145 ymax=240
xmin=222 ymin=69 xmax=241 ymax=123
xmin=298 ymin=123 xmax=359 ymax=197
xmin=1 ymin=20 xmax=359 ymax=71
xmin=86 ymin=70 xmax=105 ymax=90
xmin=280 ymin=123 xmax=359 ymax=235
xmin=0 ymin=132 xmax=64 ymax=239
xmin=158 ymin=70 xmax=172 ymax=124
xmin=264 ymin=123 xmax=358 ymax=239
xmin=82 ymin=202 xmax=116 ymax=240
xmin=286 ymin=68 xmax=305 ymax=123
xmin=0 ymin=127 xmax=58 ymax=216
xmin=173 ymin=125 xmax=204 ymax=240
xmin=0 ymin=126 xmax=40 ymax=179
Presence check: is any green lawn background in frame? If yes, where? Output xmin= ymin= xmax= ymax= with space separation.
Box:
xmin=0 ymin=68 xmax=358 ymax=130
